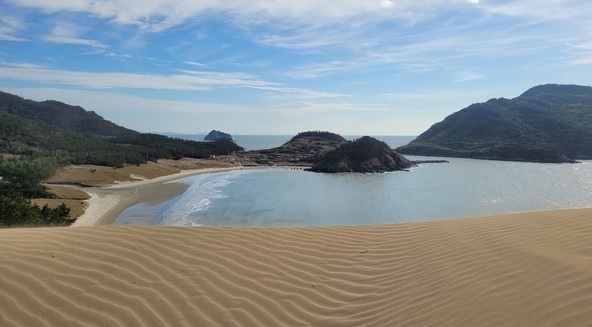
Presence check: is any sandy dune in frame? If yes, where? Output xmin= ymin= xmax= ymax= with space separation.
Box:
xmin=2 ymin=209 xmax=592 ymax=326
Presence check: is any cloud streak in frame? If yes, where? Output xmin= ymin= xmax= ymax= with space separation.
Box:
xmin=8 ymin=0 xmax=493 ymax=31
xmin=0 ymin=63 xmax=274 ymax=89
xmin=0 ymin=16 xmax=28 ymax=41
xmin=0 ymin=63 xmax=344 ymax=98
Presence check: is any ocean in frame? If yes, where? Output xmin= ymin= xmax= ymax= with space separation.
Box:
xmin=113 ymin=135 xmax=592 ymax=227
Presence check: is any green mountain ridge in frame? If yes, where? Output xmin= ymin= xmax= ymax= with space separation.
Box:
xmin=0 ymin=91 xmax=243 ymax=167
xmin=0 ymin=91 xmax=138 ymax=138
xmin=397 ymin=84 xmax=592 ymax=163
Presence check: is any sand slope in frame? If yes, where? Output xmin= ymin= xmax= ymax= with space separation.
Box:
xmin=2 ymin=209 xmax=592 ymax=326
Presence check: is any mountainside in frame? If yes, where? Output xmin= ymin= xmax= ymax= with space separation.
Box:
xmin=0 ymin=91 xmax=243 ymax=167
xmin=397 ymin=84 xmax=592 ymax=163
xmin=310 ymin=136 xmax=414 ymax=173
xmin=0 ymin=91 xmax=137 ymax=138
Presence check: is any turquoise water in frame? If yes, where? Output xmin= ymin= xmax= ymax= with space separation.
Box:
xmin=114 ymin=157 xmax=592 ymax=227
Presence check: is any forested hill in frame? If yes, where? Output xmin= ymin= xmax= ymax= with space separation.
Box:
xmin=397 ymin=84 xmax=592 ymax=163
xmin=0 ymin=91 xmax=137 ymax=138
xmin=0 ymin=91 xmax=243 ymax=167
xmin=310 ymin=136 xmax=414 ymax=173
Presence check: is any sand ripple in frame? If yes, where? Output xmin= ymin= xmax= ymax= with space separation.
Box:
xmin=2 ymin=209 xmax=592 ymax=326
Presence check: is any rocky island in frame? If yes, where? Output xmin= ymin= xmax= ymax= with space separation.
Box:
xmin=397 ymin=84 xmax=592 ymax=163
xmin=204 ymin=130 xmax=234 ymax=142
xmin=309 ymin=136 xmax=415 ymax=173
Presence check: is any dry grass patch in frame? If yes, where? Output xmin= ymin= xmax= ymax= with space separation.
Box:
xmin=45 ymin=185 xmax=91 ymax=200
xmin=44 ymin=162 xmax=181 ymax=187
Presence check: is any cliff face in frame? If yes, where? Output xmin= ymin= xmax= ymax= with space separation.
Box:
xmin=309 ymin=136 xmax=414 ymax=173
xmin=397 ymin=84 xmax=592 ymax=163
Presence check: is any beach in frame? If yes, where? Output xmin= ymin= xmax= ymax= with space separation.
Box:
xmin=72 ymin=167 xmax=242 ymax=226
xmin=2 ymin=209 xmax=592 ymax=326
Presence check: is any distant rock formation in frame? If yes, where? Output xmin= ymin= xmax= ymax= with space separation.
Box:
xmin=309 ymin=136 xmax=414 ymax=173
xmin=204 ymin=130 xmax=233 ymax=142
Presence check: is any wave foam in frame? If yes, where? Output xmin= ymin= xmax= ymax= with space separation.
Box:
xmin=159 ymin=171 xmax=247 ymax=226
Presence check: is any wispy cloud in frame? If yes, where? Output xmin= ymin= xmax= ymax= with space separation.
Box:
xmin=480 ymin=0 xmax=592 ymax=21
xmin=0 ymin=63 xmax=343 ymax=98
xmin=571 ymin=42 xmax=592 ymax=65
xmin=277 ymin=102 xmax=389 ymax=115
xmin=8 ymin=0 xmax=485 ymax=31
xmin=0 ymin=64 xmax=277 ymax=90
xmin=42 ymin=21 xmax=107 ymax=48
xmin=185 ymin=61 xmax=206 ymax=67
xmin=0 ymin=16 xmax=28 ymax=41
xmin=3 ymin=88 xmax=257 ymax=114
xmin=455 ymin=70 xmax=485 ymax=82
xmin=381 ymin=89 xmax=489 ymax=100
xmin=43 ymin=35 xmax=107 ymax=48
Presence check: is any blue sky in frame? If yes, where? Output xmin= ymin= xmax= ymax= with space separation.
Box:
xmin=1 ymin=0 xmax=591 ymax=135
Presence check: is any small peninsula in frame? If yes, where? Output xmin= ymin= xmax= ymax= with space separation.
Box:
xmin=397 ymin=84 xmax=592 ymax=163
xmin=242 ymin=131 xmax=347 ymax=165
xmin=309 ymin=136 xmax=414 ymax=173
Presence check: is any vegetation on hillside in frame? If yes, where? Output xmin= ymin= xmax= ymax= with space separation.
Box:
xmin=310 ymin=136 xmax=414 ymax=173
xmin=288 ymin=131 xmax=347 ymax=143
xmin=0 ymin=91 xmax=137 ymax=138
xmin=397 ymin=84 xmax=592 ymax=162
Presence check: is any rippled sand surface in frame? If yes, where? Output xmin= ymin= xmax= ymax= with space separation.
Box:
xmin=2 ymin=209 xmax=592 ymax=326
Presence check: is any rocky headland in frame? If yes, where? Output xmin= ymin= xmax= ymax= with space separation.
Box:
xmin=309 ymin=136 xmax=415 ymax=173
xmin=397 ymin=84 xmax=592 ymax=163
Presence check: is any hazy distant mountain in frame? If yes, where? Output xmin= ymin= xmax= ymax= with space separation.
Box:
xmin=397 ymin=84 xmax=592 ymax=163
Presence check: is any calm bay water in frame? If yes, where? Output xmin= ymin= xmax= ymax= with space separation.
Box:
xmin=114 ymin=141 xmax=592 ymax=227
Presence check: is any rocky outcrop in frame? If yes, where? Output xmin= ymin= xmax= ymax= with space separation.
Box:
xmin=204 ymin=130 xmax=233 ymax=142
xmin=309 ymin=136 xmax=414 ymax=173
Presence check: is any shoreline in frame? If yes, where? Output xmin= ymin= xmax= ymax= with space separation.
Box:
xmin=72 ymin=164 xmax=592 ymax=227
xmin=72 ymin=167 xmax=245 ymax=226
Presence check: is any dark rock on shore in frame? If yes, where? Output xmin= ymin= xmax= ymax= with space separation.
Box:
xmin=309 ymin=136 xmax=415 ymax=173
